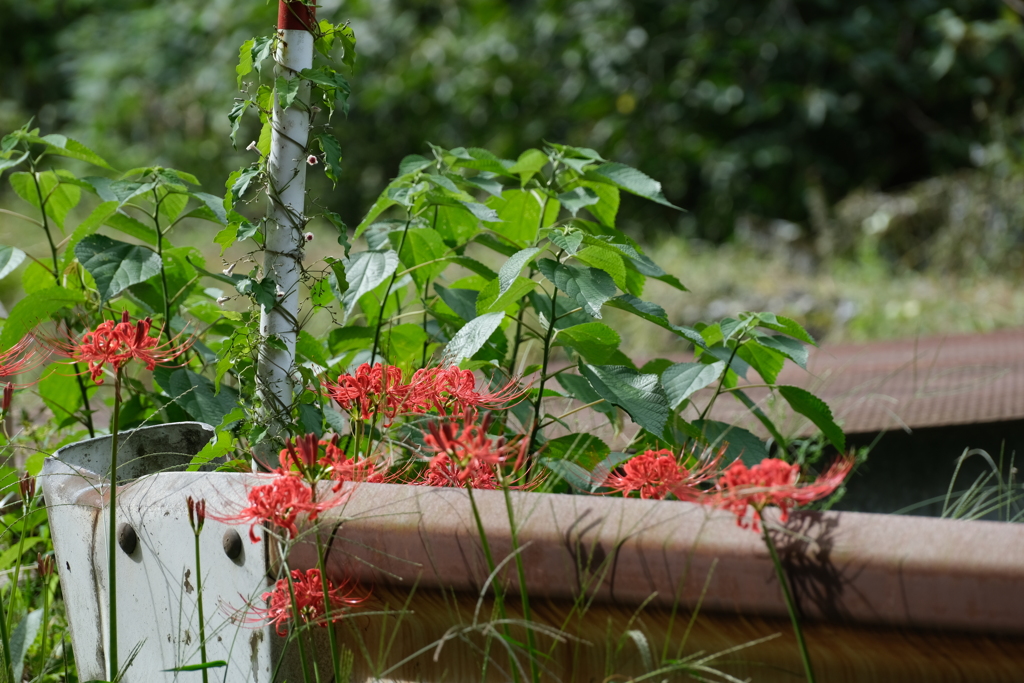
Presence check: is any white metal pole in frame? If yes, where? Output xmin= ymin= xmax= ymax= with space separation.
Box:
xmin=257 ymin=1 xmax=315 ymax=443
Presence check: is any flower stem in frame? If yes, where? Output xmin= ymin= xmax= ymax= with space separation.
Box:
xmin=525 ymin=284 xmax=559 ymax=463
xmin=0 ymin=581 xmax=13 ymax=681
xmin=192 ymin=529 xmax=209 ymax=683
xmin=762 ymin=522 xmax=816 ymax=683
xmin=499 ymin=481 xmax=540 ymax=683
xmin=370 ymin=217 xmax=412 ymax=363
xmin=107 ymin=369 xmax=122 ymax=681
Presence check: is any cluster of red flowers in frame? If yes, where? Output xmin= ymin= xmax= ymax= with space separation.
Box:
xmin=254 ymin=568 xmax=365 ymax=635
xmin=47 ymin=311 xmax=191 ymax=384
xmin=278 ymin=433 xmax=383 ymax=491
xmin=323 ymin=363 xmax=525 ymax=422
xmin=604 ymin=449 xmax=853 ymax=530
xmin=0 ymin=337 xmax=45 ymax=414
xmin=218 ymin=474 xmax=335 ymax=543
xmin=420 ymin=412 xmax=507 ymax=489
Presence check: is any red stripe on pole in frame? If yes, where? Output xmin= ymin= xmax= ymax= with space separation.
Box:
xmin=278 ymin=1 xmax=316 ymax=30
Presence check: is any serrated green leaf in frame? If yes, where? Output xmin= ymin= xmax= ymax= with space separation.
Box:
xmin=434 ymin=285 xmax=479 ymax=322
xmin=736 ymin=340 xmax=786 ymax=384
xmin=756 ymin=312 xmax=817 ymax=346
xmin=556 ymin=322 xmax=620 ymax=364
xmin=497 ymin=247 xmax=541 ymax=295
xmin=555 ymin=373 xmax=616 ymax=418
xmin=235 ymin=277 xmax=278 ymax=311
xmin=778 ymin=385 xmax=846 ymax=451
xmin=477 ymin=276 xmax=536 ymax=315
xmin=508 ymin=148 xmax=548 ymax=183
xmin=276 ymin=75 xmax=301 ymax=109
xmin=393 ymin=227 xmax=447 ymax=291
xmin=0 ymin=246 xmax=26 ymax=280
xmin=485 ymin=189 xmax=558 ymax=245
xmin=588 ymin=162 xmax=678 ymax=209
xmin=537 ymin=259 xmax=616 ymax=319
xmin=662 ymin=361 xmax=724 ymax=410
xmin=167 ymin=369 xmax=240 ymax=432
xmin=550 ymin=231 xmax=583 ymax=255
xmin=399 ymin=154 xmax=432 ymax=176
xmin=579 ymin=364 xmax=669 ymax=436
xmin=339 ymin=250 xmax=399 ymax=324
xmin=540 ymin=458 xmax=594 ymax=491
xmin=574 ymin=245 xmax=627 ymax=291
xmin=692 ymin=419 xmax=768 ymax=466
xmin=755 ymin=334 xmax=808 ymax=369
xmin=0 ymin=287 xmax=84 ymax=348
xmin=9 ymin=171 xmax=80 ymax=230
xmin=605 ymin=295 xmax=705 ymax=346
xmin=541 ymin=433 xmax=610 ymax=470
xmin=578 ymin=180 xmax=619 ymax=226
xmin=318 ymin=132 xmax=343 ymax=185
xmin=75 ymin=234 xmax=162 ymax=303
xmin=557 ymin=187 xmax=600 ymax=217
xmin=24 ymin=133 xmax=112 ymax=169
xmin=442 ymin=311 xmax=504 ymax=365
xmin=236 ymin=38 xmax=254 ymax=87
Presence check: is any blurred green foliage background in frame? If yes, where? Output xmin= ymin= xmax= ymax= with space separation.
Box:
xmin=2 ymin=0 xmax=1024 ymax=345
xmin=3 ymin=0 xmax=1022 ymax=241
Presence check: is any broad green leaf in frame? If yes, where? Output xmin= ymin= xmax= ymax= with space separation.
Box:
xmin=508 ymin=148 xmax=548 ymax=183
xmin=39 ymin=368 xmax=83 ymax=422
xmin=21 ymin=261 xmax=52 ymax=294
xmin=354 ymin=185 xmax=399 ymax=238
xmin=164 ymin=661 xmax=228 ymax=673
xmin=0 ymin=150 xmax=28 ymax=174
xmin=442 ymin=311 xmax=504 ymax=365
xmin=662 ymin=361 xmax=725 ymax=410
xmin=157 ymin=188 xmax=189 ymax=224
xmin=691 ymin=419 xmax=768 ymax=466
xmin=574 ymin=245 xmax=627 ymax=291
xmin=0 ymin=287 xmax=84 ymax=348
xmin=340 ymin=250 xmax=400 ymax=323
xmin=605 ymin=295 xmax=705 ymax=347
xmin=434 ymin=285 xmax=479 ymax=322
xmin=250 ymin=35 xmax=275 ymax=74
xmin=399 ymin=154 xmax=432 ymax=176
xmin=556 ymin=373 xmax=616 ymax=418
xmin=579 ymin=364 xmax=669 ymax=436
xmin=755 ymin=312 xmax=817 ymax=346
xmin=434 ymin=204 xmax=478 ymax=245
xmin=318 ymin=132 xmax=344 ymax=185
xmin=187 ymin=431 xmax=236 ymax=472
xmin=167 ymin=369 xmax=240 ymax=429
xmin=447 ymin=147 xmax=514 ymax=175
xmin=0 ymin=246 xmax=26 ymax=279
xmin=755 ymin=334 xmax=809 ymax=369
xmin=104 ymin=212 xmax=158 ymax=245
xmin=540 ymin=458 xmax=594 ymax=491
xmin=550 ymin=231 xmax=584 ymax=255
xmin=497 ymin=247 xmax=541 ymax=295
xmin=236 ymin=38 xmax=254 ymax=87
xmin=459 ymin=200 xmax=500 ymax=223
xmin=296 ymin=330 xmax=329 ymax=367
xmin=578 ymin=180 xmax=620 ymax=226
xmin=537 ymin=259 xmax=616 ymax=319
xmin=588 ymin=162 xmax=679 ymax=209
xmin=476 ymin=276 xmax=536 ymax=315
xmin=382 ymin=324 xmax=429 ymax=365
xmin=11 ymin=609 xmax=43 ymax=683
xmin=541 ymin=433 xmax=610 ymax=470
xmin=458 ymin=171 xmax=504 ymax=197
xmin=276 ymin=75 xmax=300 ymax=109
xmin=393 ymin=227 xmax=447 ymax=290
xmin=235 ymin=277 xmax=278 ymax=311
xmin=557 ymin=187 xmax=600 ymax=217
xmin=555 ymin=322 xmax=620 ymax=364
xmin=736 ymin=340 xmax=786 ymax=384
xmin=778 ymin=385 xmax=846 ymax=451
xmin=485 ymin=189 xmax=559 ymax=245
xmin=9 ymin=171 xmax=80 ymax=230
xmin=189 ymin=191 xmax=228 ymax=225
xmin=75 ymin=234 xmax=162 ymax=303
xmin=732 ymin=388 xmax=788 ymax=450
xmin=21 ymin=132 xmax=112 ymax=169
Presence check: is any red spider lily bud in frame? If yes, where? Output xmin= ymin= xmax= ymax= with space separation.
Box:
xmin=187 ymin=496 xmax=207 ymax=534
xmin=19 ymin=473 xmax=36 ymax=503
xmin=37 ymin=552 xmax=55 ymax=577
xmin=2 ymin=382 xmax=12 ymax=413
xmin=121 ymin=309 xmax=131 ymax=324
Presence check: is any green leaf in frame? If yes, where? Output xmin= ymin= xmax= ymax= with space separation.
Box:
xmin=540 ymin=458 xmax=594 ymax=492
xmin=755 ymin=312 xmax=817 ymax=346
xmin=557 ymin=187 xmax=600 ymax=217
xmin=9 ymin=171 xmax=81 ymax=230
xmin=541 ymin=433 xmax=610 ymax=470
xmin=75 ymin=234 xmax=162 ymax=303
xmin=587 ymin=162 xmax=679 ymax=209
xmin=755 ymin=334 xmax=808 ymax=369
xmin=235 ymin=277 xmax=278 ymax=311
xmin=187 ymin=431 xmax=235 ymax=472
xmin=0 ymin=150 xmax=29 ymax=174
xmin=164 ymin=661 xmax=228 ymax=673
xmin=103 ymin=212 xmax=158 ymax=245
xmin=0 ymin=287 xmax=84 ymax=348
xmin=354 ymin=187 xmax=399 ymax=239
xmin=736 ymin=340 xmax=786 ymax=384
xmin=318 ymin=133 xmax=344 ymax=185
xmin=556 ymin=322 xmax=621 ymax=364
xmin=276 ymin=75 xmax=300 ymax=109
xmin=778 ymin=385 xmax=846 ymax=452
xmin=0 ymin=246 xmax=26 ymax=280
xmin=692 ymin=419 xmax=768 ymax=466
xmin=393 ymin=227 xmax=447 ymax=290
xmin=39 ymin=368 xmax=83 ymax=422
xmin=578 ymin=181 xmax=620 ymax=226
xmin=579 ymin=364 xmax=669 ymax=436
xmin=550 ymin=231 xmax=584 ymax=255
xmin=485 ymin=189 xmax=558 ymax=245
xmin=574 ymin=245 xmax=627 ymax=291
xmin=662 ymin=361 xmax=725 ymax=410
xmin=537 ymin=259 xmax=616 ymax=319
xmin=732 ymin=388 xmax=788 ymax=450
xmin=508 ymin=148 xmax=548 ymax=183
xmin=434 ymin=285 xmax=479 ymax=322
xmin=167 ymin=368 xmax=240 ymax=427
xmin=605 ymin=295 xmax=705 ymax=347
xmin=497 ymin=247 xmax=541 ymax=295
xmin=236 ymin=38 xmax=254 ymax=87
xmin=476 ymin=276 xmax=536 ymax=315
xmin=556 ymin=373 xmax=616 ymax=418
xmin=189 ymin=191 xmax=228 ymax=225
xmin=250 ymin=35 xmax=275 ymax=74
xmin=228 ymin=165 xmax=262 ymax=205
xmin=442 ymin=311 xmax=504 ymax=365
xmin=296 ymin=330 xmax=329 ymax=367
xmin=447 ymin=147 xmax=514 ymax=175
xmin=11 ymin=609 xmax=43 ymax=682
xmin=382 ymin=323 xmax=429 ymax=364
xmin=434 ymin=205 xmax=479 ymax=245
xmin=340 ymin=250 xmax=399 ymax=324
xmin=24 ymin=132 xmax=113 ymax=169
xmin=399 ymin=154 xmax=432 ymax=176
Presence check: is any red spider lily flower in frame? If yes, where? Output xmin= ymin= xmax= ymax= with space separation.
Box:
xmin=18 ymin=473 xmax=36 ymax=503
xmin=252 ymin=568 xmax=365 ymax=636
xmin=278 ymin=433 xmax=321 ymax=475
xmin=46 ymin=312 xmax=191 ymax=384
xmin=186 ymin=496 xmax=206 ymax=534
xmin=318 ymin=436 xmax=384 ymax=490
xmin=212 ymin=474 xmax=336 ymax=543
xmin=713 ymin=456 xmax=855 ymax=530
xmin=323 ymin=363 xmax=410 ymax=421
xmin=2 ymin=383 xmax=11 ymax=414
xmin=0 ymin=336 xmax=44 ymax=380
xmin=605 ymin=448 xmax=720 ymax=501
xmin=418 ymin=452 xmax=499 ymax=489
xmin=408 ymin=366 xmax=527 ymax=416
xmin=422 ymin=412 xmax=509 ymax=486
